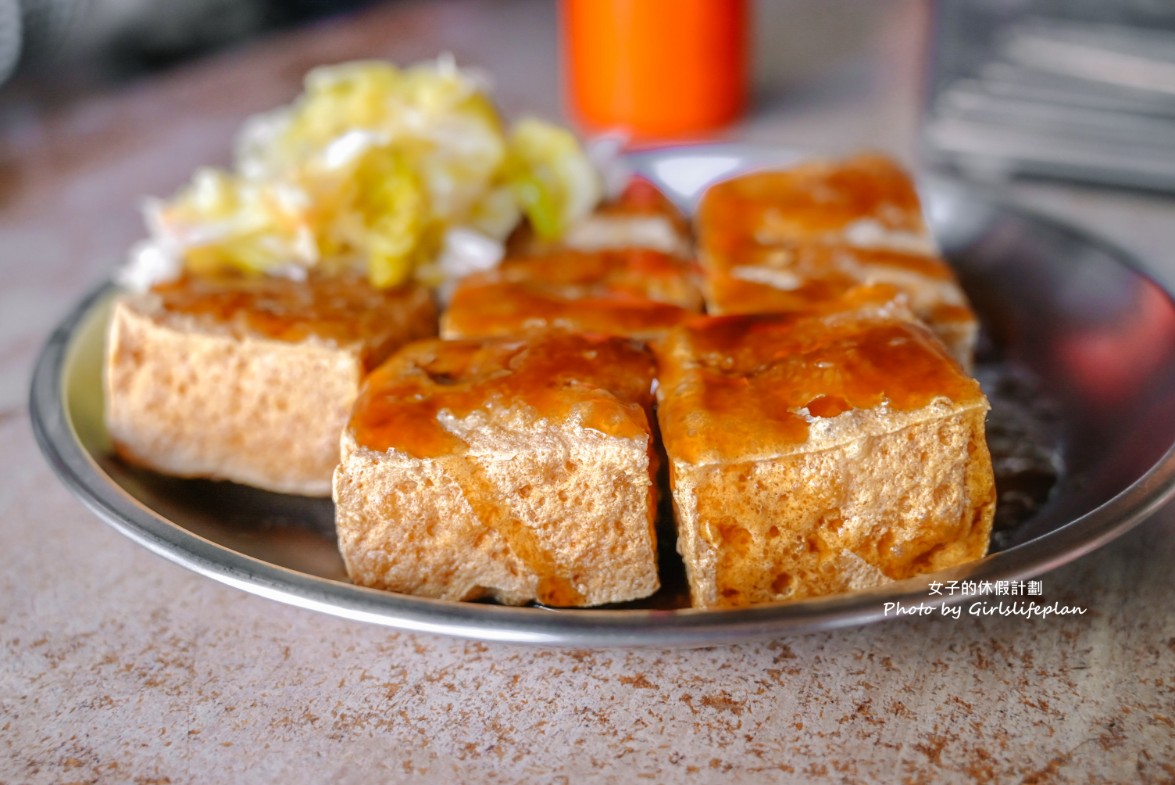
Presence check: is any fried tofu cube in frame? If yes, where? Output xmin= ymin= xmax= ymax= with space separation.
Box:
xmin=697 ymin=153 xmax=937 ymax=255
xmin=702 ymin=242 xmax=977 ymax=367
xmin=334 ymin=332 xmax=661 ymax=607
xmin=656 ymin=310 xmax=996 ymax=609
xmin=104 ymin=272 xmax=437 ymax=496
xmin=696 ymin=154 xmax=977 ymax=369
xmin=441 ymin=247 xmax=703 ymax=341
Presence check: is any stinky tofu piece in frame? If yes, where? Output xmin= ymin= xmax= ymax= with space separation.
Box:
xmin=656 ymin=310 xmax=996 ymax=609
xmin=334 ymin=332 xmax=661 ymax=607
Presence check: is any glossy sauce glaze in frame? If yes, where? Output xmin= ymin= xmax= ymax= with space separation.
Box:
xmin=705 ymin=276 xmax=914 ymax=319
xmin=450 ymin=459 xmax=589 ymax=607
xmin=150 ymin=271 xmax=435 ymax=367
xmin=705 ymin=263 xmax=975 ymax=330
xmin=976 ymin=364 xmax=1065 ymax=549
xmin=443 ymin=282 xmax=698 ymax=340
xmin=697 ymin=153 xmax=929 ymax=252
xmin=654 ymin=355 xmax=1061 ymax=608
xmin=496 ymin=247 xmax=703 ymax=309
xmin=350 ymin=332 xmax=656 ymax=458
xmin=656 ymin=311 xmax=985 ymax=465
xmin=443 ymin=246 xmax=702 ymax=340
xmin=694 ymin=155 xmax=975 ymax=369
xmin=709 ymin=241 xmax=954 ymax=281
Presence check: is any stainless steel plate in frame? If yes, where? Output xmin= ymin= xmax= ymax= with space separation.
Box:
xmin=30 ymin=145 xmax=1175 ymax=646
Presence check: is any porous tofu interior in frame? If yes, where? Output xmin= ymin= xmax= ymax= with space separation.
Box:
xmin=104 ymin=273 xmax=436 ymax=496
xmin=656 ymin=311 xmax=995 ymax=609
xmin=334 ymin=334 xmax=661 ymax=607
xmin=672 ymin=403 xmax=994 ymax=608
xmin=336 ymin=416 xmax=659 ymax=606
xmin=107 ymin=300 xmax=367 ymax=496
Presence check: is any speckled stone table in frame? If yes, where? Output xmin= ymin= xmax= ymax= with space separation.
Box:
xmin=3 ymin=2 xmax=1174 ymax=783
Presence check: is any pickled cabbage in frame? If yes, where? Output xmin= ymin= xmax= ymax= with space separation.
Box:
xmin=127 ymin=57 xmax=602 ymax=289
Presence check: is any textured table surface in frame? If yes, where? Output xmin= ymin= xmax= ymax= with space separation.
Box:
xmin=3 ymin=2 xmax=1174 ymax=783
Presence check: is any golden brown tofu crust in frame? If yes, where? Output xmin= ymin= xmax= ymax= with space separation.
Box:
xmin=104 ymin=272 xmax=437 ymax=495
xmin=351 ymin=332 xmax=657 ymax=457
xmin=655 ymin=310 xmax=995 ymax=608
xmin=695 ymin=154 xmax=977 ymax=367
xmin=441 ymin=248 xmax=703 ymax=341
xmin=146 ymin=272 xmax=436 ymax=370
xmin=335 ymin=332 xmax=661 ymax=606
xmin=657 ymin=310 xmax=986 ymax=465
xmin=496 ymin=248 xmax=704 ymax=309
xmin=697 ymin=153 xmax=932 ymax=252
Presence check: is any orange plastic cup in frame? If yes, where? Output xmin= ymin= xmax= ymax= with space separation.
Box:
xmin=562 ymin=0 xmax=748 ymax=141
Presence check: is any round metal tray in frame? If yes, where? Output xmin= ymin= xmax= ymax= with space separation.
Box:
xmin=30 ymin=145 xmax=1175 ymax=646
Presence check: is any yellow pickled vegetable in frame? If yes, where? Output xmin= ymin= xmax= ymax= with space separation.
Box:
xmin=135 ymin=57 xmax=602 ymax=288
xmin=505 ymin=118 xmax=602 ymax=240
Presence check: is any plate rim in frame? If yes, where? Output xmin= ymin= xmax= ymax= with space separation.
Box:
xmin=29 ymin=162 xmax=1175 ymax=647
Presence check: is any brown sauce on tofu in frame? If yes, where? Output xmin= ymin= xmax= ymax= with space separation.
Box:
xmin=707 ymin=275 xmax=911 ymax=318
xmin=929 ymin=303 xmax=975 ymax=326
xmin=497 ymin=247 xmax=702 ymax=308
xmin=150 ymin=272 xmax=433 ymax=367
xmin=657 ymin=312 xmax=985 ymax=464
xmin=350 ymin=332 xmax=656 ymax=458
xmin=698 ymin=153 xmax=928 ymax=252
xmin=710 ymin=242 xmax=954 ymax=281
xmin=443 ymin=247 xmax=704 ymax=340
xmin=453 ymin=461 xmax=588 ymax=607
xmin=444 ymin=282 xmax=697 ymax=340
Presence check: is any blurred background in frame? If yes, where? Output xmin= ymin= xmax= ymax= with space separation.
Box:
xmin=4 ymin=0 xmax=1175 ymax=190
xmin=0 ymin=0 xmax=376 ymax=93
xmin=925 ymin=0 xmax=1175 ymax=192
xmin=0 ymin=0 xmax=896 ymax=127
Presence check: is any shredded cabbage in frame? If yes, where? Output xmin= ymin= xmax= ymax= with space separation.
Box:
xmin=129 ymin=57 xmax=602 ymax=290
xmin=505 ymin=118 xmax=601 ymax=240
